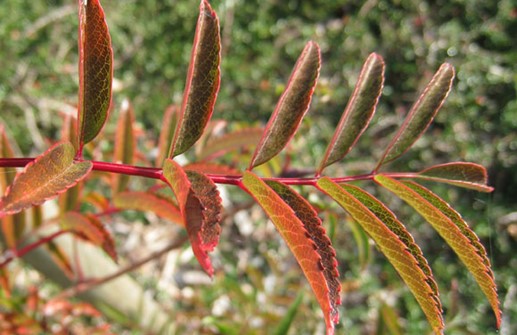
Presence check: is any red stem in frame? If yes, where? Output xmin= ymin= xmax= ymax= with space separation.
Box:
xmin=0 ymin=157 xmax=418 ymax=186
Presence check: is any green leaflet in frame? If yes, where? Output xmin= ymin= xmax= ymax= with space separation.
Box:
xmin=374 ymin=174 xmax=501 ymax=327
xmin=415 ymin=162 xmax=493 ymax=192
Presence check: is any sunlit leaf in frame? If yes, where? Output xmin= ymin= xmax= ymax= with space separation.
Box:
xmin=60 ymin=211 xmax=117 ymax=262
xmin=112 ymin=99 xmax=136 ymax=194
xmin=0 ymin=142 xmax=92 ymax=217
xmin=162 ymin=159 xmax=219 ymax=276
xmin=156 ymin=105 xmax=179 ymax=166
xmin=374 ymin=175 xmax=501 ymax=327
xmin=169 ymin=0 xmax=221 ymax=157
xmin=77 ymin=0 xmax=113 ymax=149
xmin=197 ymin=127 xmax=263 ymax=161
xmin=376 ymin=63 xmax=455 ymax=169
xmin=316 ymin=177 xmax=444 ymax=334
xmin=318 ymin=53 xmax=385 ymax=173
xmin=241 ymin=172 xmax=338 ymax=334
xmin=414 ymin=162 xmax=493 ymax=192
xmin=113 ymin=191 xmax=183 ymax=226
xmin=249 ymin=41 xmax=321 ymax=169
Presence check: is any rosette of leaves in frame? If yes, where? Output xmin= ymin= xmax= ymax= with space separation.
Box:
xmin=0 ymin=0 xmax=500 ymax=334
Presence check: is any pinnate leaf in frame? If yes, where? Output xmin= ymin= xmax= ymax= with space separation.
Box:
xmin=60 ymin=211 xmax=117 ymax=262
xmin=162 ymin=159 xmax=222 ymax=276
xmin=249 ymin=41 xmax=321 ymax=169
xmin=318 ymin=53 xmax=385 ymax=173
xmin=113 ymin=191 xmax=183 ymax=226
xmin=169 ymin=0 xmax=221 ymax=157
xmin=241 ymin=172 xmax=339 ymax=334
xmin=197 ymin=127 xmax=263 ymax=161
xmin=316 ymin=177 xmax=444 ymax=334
xmin=112 ymin=99 xmax=136 ymax=193
xmin=0 ymin=142 xmax=92 ymax=217
xmin=374 ymin=175 xmax=501 ymax=327
xmin=376 ymin=63 xmax=455 ymax=168
xmin=77 ymin=0 xmax=113 ymax=148
xmin=415 ymin=162 xmax=493 ymax=192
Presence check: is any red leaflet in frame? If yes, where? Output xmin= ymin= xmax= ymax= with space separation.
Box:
xmin=318 ymin=53 xmax=385 ymax=174
xmin=0 ymin=142 xmax=92 ymax=217
xmin=376 ymin=63 xmax=455 ymax=169
xmin=162 ymin=159 xmax=223 ymax=276
xmin=415 ymin=162 xmax=493 ymax=192
xmin=374 ymin=175 xmax=501 ymax=327
xmin=77 ymin=0 xmax=113 ymax=152
xmin=241 ymin=172 xmax=338 ymax=334
xmin=249 ymin=41 xmax=321 ymax=169
xmin=169 ymin=0 xmax=221 ymax=157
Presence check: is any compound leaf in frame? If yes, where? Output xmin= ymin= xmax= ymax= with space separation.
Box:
xmin=156 ymin=105 xmax=179 ymax=166
xmin=197 ymin=127 xmax=263 ymax=162
xmin=374 ymin=175 xmax=501 ymax=327
xmin=241 ymin=171 xmax=339 ymax=334
xmin=318 ymin=53 xmax=385 ymax=173
xmin=0 ymin=142 xmax=92 ymax=217
xmin=169 ymin=0 xmax=221 ymax=157
xmin=249 ymin=41 xmax=320 ymax=169
xmin=112 ymin=99 xmax=136 ymax=193
xmin=415 ymin=162 xmax=493 ymax=192
xmin=376 ymin=63 xmax=455 ymax=169
xmin=113 ymin=191 xmax=183 ymax=227
xmin=77 ymin=0 xmax=113 ymax=149
xmin=316 ymin=177 xmax=444 ymax=334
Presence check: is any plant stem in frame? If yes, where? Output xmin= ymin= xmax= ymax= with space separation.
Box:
xmin=0 ymin=157 xmax=419 ymax=186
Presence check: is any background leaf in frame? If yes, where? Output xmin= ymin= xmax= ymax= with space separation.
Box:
xmin=169 ymin=0 xmax=221 ymax=157
xmin=376 ymin=63 xmax=455 ymax=169
xmin=318 ymin=53 xmax=385 ymax=173
xmin=112 ymin=99 xmax=136 ymax=194
xmin=113 ymin=191 xmax=183 ymax=226
xmin=374 ymin=175 xmax=501 ymax=327
xmin=58 ymin=114 xmax=82 ymax=213
xmin=241 ymin=172 xmax=338 ymax=334
xmin=77 ymin=0 xmax=113 ymax=149
xmin=249 ymin=41 xmax=321 ymax=169
xmin=0 ymin=142 xmax=92 ymax=216
xmin=156 ymin=105 xmax=178 ymax=166
xmin=415 ymin=162 xmax=493 ymax=192
xmin=196 ymin=127 xmax=263 ymax=162
xmin=316 ymin=177 xmax=444 ymax=334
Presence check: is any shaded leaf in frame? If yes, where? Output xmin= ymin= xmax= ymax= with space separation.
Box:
xmin=415 ymin=162 xmax=493 ymax=192
xmin=376 ymin=303 xmax=403 ymax=335
xmin=77 ymin=0 xmax=113 ymax=149
xmin=112 ymin=99 xmax=136 ymax=193
xmin=318 ymin=53 xmax=385 ymax=173
xmin=60 ymin=211 xmax=117 ymax=262
xmin=59 ymin=114 xmax=81 ymax=213
xmin=249 ymin=41 xmax=321 ymax=169
xmin=347 ymin=220 xmax=371 ymax=270
xmin=169 ymin=0 xmax=221 ymax=157
xmin=197 ymin=127 xmax=263 ymax=161
xmin=45 ymin=240 xmax=75 ymax=279
xmin=113 ymin=191 xmax=183 ymax=226
xmin=0 ymin=142 xmax=92 ymax=217
xmin=162 ymin=159 xmax=219 ymax=276
xmin=156 ymin=105 xmax=179 ymax=166
xmin=184 ymin=162 xmax=241 ymax=176
xmin=376 ymin=64 xmax=455 ymax=169
xmin=316 ymin=177 xmax=444 ymax=334
xmin=241 ymin=172 xmax=338 ymax=334
xmin=374 ymin=175 xmax=501 ymax=327
xmin=273 ymin=292 xmax=304 ymax=335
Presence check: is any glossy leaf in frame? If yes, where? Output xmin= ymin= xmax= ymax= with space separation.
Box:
xmin=169 ymin=0 xmax=221 ymax=157
xmin=60 ymin=211 xmax=117 ymax=262
xmin=249 ymin=41 xmax=321 ymax=169
xmin=376 ymin=63 xmax=455 ymax=169
xmin=318 ymin=53 xmax=385 ymax=173
xmin=112 ymin=99 xmax=136 ymax=193
xmin=241 ymin=172 xmax=338 ymax=334
xmin=266 ymin=180 xmax=341 ymax=325
xmin=415 ymin=162 xmax=493 ymax=192
xmin=374 ymin=175 xmax=501 ymax=327
xmin=156 ymin=105 xmax=179 ymax=166
xmin=77 ymin=0 xmax=113 ymax=149
xmin=162 ymin=159 xmax=220 ymax=276
xmin=113 ymin=191 xmax=183 ymax=226
xmin=316 ymin=177 xmax=444 ymax=334
xmin=197 ymin=127 xmax=263 ymax=161
xmin=0 ymin=142 xmax=92 ymax=217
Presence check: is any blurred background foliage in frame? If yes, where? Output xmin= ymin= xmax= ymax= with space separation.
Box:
xmin=0 ymin=0 xmax=516 ymax=334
